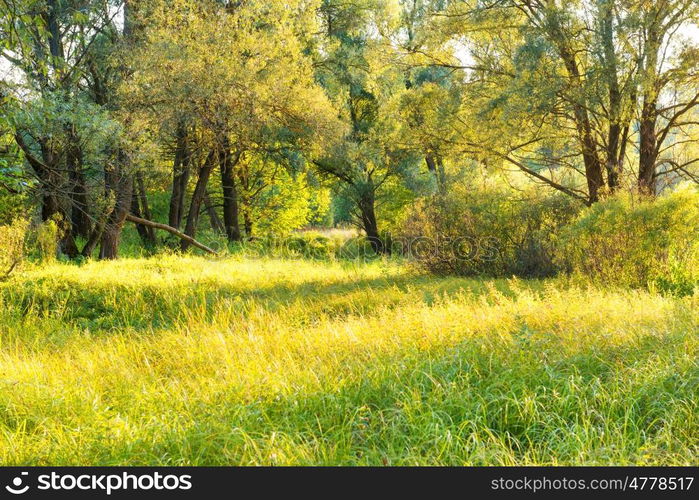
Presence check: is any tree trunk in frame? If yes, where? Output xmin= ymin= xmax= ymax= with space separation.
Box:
xmin=135 ymin=173 xmax=155 ymax=242
xmin=168 ymin=124 xmax=190 ymax=229
xmin=571 ymin=92 xmax=604 ymax=203
xmin=220 ymin=146 xmax=242 ymax=242
xmin=81 ymin=209 xmax=110 ymax=258
xmin=606 ymin=122 xmax=621 ymax=191
xmin=99 ymin=154 xmax=132 ymax=260
xmin=39 ymin=139 xmax=79 ymax=257
xmin=637 ymin=26 xmax=662 ymax=196
xmin=11 ymin=130 xmax=79 ymax=255
xmin=436 ymin=156 xmax=447 ymax=193
xmin=203 ymin=193 xmax=225 ymax=235
xmin=600 ymin=0 xmax=624 ymax=193
xmin=243 ymin=209 xmax=253 ymax=240
xmin=181 ymin=151 xmax=216 ymax=251
xmin=426 ymin=155 xmax=448 ymax=194
xmin=550 ymin=28 xmax=604 ymax=203
xmin=131 ymin=177 xmax=156 ymax=246
xmin=358 ymin=189 xmax=384 ymax=254
xmin=66 ymin=126 xmax=92 ymax=239
xmin=126 ymin=214 xmax=217 ymax=255
xmin=638 ymin=99 xmax=658 ymax=195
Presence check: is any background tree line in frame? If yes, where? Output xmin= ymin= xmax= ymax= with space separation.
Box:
xmin=0 ymin=0 xmax=697 ymax=264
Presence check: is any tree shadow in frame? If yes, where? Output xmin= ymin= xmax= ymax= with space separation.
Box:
xmin=5 ymin=271 xmax=530 ymax=336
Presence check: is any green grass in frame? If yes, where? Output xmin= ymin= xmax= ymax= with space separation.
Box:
xmin=0 ymin=255 xmax=697 ymax=465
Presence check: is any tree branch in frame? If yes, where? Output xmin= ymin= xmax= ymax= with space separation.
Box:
xmin=125 ymin=214 xmax=218 ymax=255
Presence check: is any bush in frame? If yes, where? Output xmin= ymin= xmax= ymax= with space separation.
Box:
xmin=0 ymin=218 xmax=29 ymax=279
xmin=396 ymin=185 xmax=582 ymax=277
xmin=557 ymin=184 xmax=699 ymax=295
xmin=31 ymin=218 xmax=60 ymax=262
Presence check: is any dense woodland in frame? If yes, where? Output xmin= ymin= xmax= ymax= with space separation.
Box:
xmin=1 ymin=0 xmax=698 ymax=285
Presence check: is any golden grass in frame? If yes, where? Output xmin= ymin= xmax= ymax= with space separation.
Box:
xmin=0 ymin=256 xmax=696 ymax=465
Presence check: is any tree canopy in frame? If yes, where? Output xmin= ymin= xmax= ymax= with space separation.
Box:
xmin=1 ymin=0 xmax=697 ymax=257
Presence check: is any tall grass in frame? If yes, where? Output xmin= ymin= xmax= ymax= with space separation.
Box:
xmin=0 ymin=256 xmax=696 ymax=465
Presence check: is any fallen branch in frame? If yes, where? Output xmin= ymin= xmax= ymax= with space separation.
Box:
xmin=125 ymin=214 xmax=218 ymax=255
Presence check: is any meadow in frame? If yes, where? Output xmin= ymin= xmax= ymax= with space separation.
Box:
xmin=0 ymin=255 xmax=696 ymax=465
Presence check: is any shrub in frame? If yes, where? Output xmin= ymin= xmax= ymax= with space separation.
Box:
xmin=396 ymin=185 xmax=582 ymax=277
xmin=0 ymin=218 xmax=29 ymax=279
xmin=33 ymin=218 xmax=60 ymax=262
xmin=284 ymin=233 xmax=335 ymax=259
xmin=557 ymin=184 xmax=699 ymax=295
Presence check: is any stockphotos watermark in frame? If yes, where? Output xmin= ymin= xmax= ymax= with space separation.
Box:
xmin=3 ymin=470 xmax=192 ymax=495
xmin=206 ymin=233 xmax=504 ymax=262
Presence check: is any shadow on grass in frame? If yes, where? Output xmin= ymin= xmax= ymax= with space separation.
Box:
xmin=2 ymin=271 xmax=539 ymax=336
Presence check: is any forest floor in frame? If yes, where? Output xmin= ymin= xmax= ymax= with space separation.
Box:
xmin=0 ymin=256 xmax=696 ymax=465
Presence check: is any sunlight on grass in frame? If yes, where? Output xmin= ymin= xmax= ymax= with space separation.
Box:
xmin=0 ymin=256 xmax=696 ymax=465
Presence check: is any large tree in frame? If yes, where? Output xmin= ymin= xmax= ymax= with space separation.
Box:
xmin=0 ymin=0 xmax=144 ymax=258
xmin=433 ymin=0 xmax=699 ymax=203
xmin=125 ymin=0 xmax=339 ymax=247
xmin=311 ymin=0 xmax=424 ymax=253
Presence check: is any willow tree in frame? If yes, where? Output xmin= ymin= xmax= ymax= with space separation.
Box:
xmin=435 ymin=0 xmax=699 ymax=202
xmin=311 ymin=0 xmax=424 ymax=253
xmin=0 ymin=0 xmax=135 ymax=257
xmin=629 ymin=0 xmax=699 ymax=193
xmin=387 ymin=0 xmax=468 ymax=195
xmin=125 ymin=0 xmax=339 ymax=247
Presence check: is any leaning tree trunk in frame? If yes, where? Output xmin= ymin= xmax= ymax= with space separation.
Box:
xmin=126 ymin=214 xmax=217 ymax=255
xmin=181 ymin=151 xmax=216 ymax=251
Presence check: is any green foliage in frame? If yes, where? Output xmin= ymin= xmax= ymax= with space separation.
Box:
xmin=126 ymin=0 xmax=340 ymax=155
xmin=558 ymin=184 xmax=699 ymax=295
xmin=0 ymin=190 xmax=29 ymax=225
xmin=0 ymin=119 xmax=30 ymax=225
xmin=397 ymin=184 xmax=582 ymax=277
xmin=305 ymin=185 xmax=333 ymax=227
xmin=279 ymin=232 xmax=338 ymax=260
xmin=238 ymin=158 xmax=315 ymax=236
xmin=232 ymin=229 xmax=367 ymax=261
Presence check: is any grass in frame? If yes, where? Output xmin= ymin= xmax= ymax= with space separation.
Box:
xmin=0 ymin=255 xmax=696 ymax=465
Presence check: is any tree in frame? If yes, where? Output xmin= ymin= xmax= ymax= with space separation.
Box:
xmin=125 ymin=0 xmax=338 ymax=248
xmin=630 ymin=0 xmax=699 ymax=193
xmin=432 ymin=0 xmax=699 ymax=203
xmin=0 ymin=0 xmax=143 ymax=258
xmin=312 ymin=0 xmax=423 ymax=253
